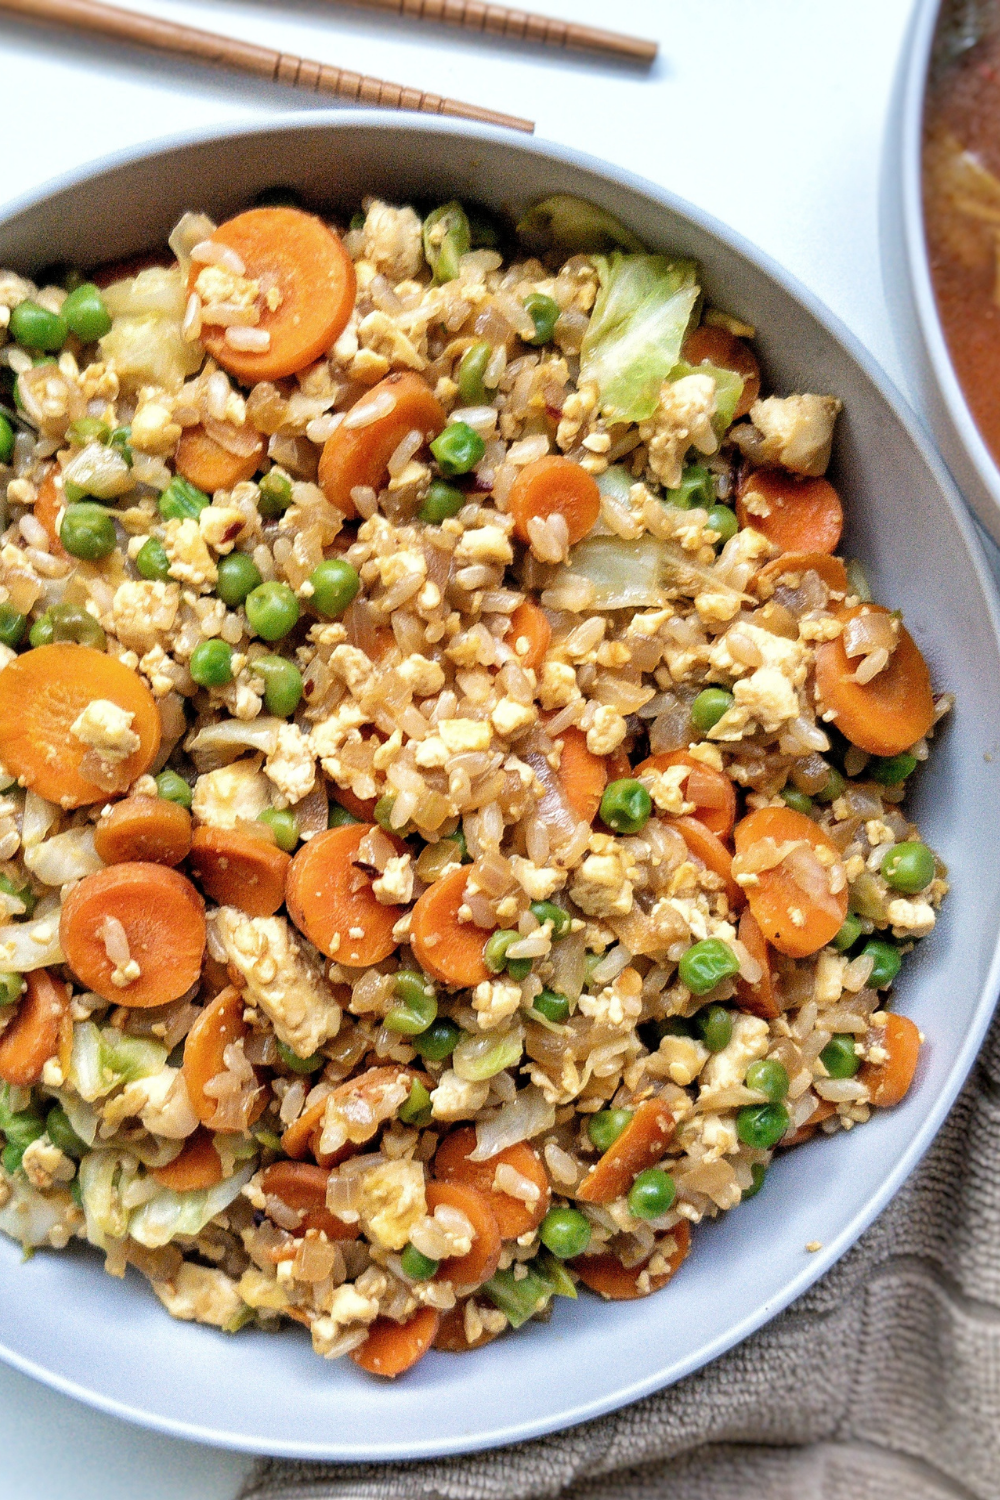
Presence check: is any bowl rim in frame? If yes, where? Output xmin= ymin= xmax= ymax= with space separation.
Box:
xmin=2 ymin=107 xmax=1000 ymax=1458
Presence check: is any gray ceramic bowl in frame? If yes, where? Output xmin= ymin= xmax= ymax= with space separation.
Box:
xmin=1 ymin=114 xmax=999 ymax=1460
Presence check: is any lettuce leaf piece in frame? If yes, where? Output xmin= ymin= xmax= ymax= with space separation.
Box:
xmin=580 ymin=254 xmax=700 ymax=424
xmin=669 ymin=358 xmax=744 ymax=434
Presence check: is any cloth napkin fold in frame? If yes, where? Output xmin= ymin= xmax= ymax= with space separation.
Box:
xmin=244 ymin=1009 xmax=1000 ymax=1500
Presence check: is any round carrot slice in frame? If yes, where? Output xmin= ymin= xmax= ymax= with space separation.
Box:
xmin=191 ymin=207 xmax=356 ymax=383
xmin=735 ymin=906 xmax=781 ymax=1020
xmin=752 ymin=551 xmax=849 ymax=600
xmin=0 ymin=970 xmax=69 ymax=1087
xmin=93 ymin=796 xmax=192 ymax=867
xmin=410 ymin=866 xmax=490 ymax=988
xmin=736 ymin=469 xmax=843 ymax=554
xmin=636 ymin=751 xmax=736 ymax=838
xmin=506 ymin=599 xmax=551 ymax=673
xmin=189 ymin=825 xmax=290 ymax=918
xmin=576 ymin=1096 xmax=678 ymax=1204
xmin=60 ymin=863 xmax=206 ymax=1007
xmin=259 ymin=1160 xmax=358 ymax=1241
xmin=182 ymin=985 xmax=264 ymax=1129
xmin=351 ymin=1307 xmax=441 ymax=1378
xmin=285 ymin=824 xmax=403 ymax=966
xmin=319 ymin=372 xmax=446 ymax=518
xmin=434 ymin=1127 xmax=551 ymax=1238
xmin=554 ymin=725 xmax=606 ymax=824
xmin=508 ymin=455 xmax=601 ymax=548
xmin=813 ymin=603 xmax=936 ymax=757
xmin=175 ymin=423 xmax=264 ymax=493
xmin=0 ymin=644 xmax=161 ymax=808
xmin=281 ymin=1064 xmax=418 ymax=1166
xmin=733 ymin=805 xmax=847 ymax=959
xmin=663 ymin=815 xmax=743 ymax=908
xmin=34 ymin=470 xmax=67 ymax=556
xmin=426 ymin=1180 xmax=502 ymax=1291
xmin=682 ymin=325 xmax=760 ymax=418
xmin=572 ymin=1220 xmax=690 ymax=1300
xmin=151 ymin=1129 xmax=224 ymax=1192
xmin=433 ymin=1302 xmax=501 ymax=1352
xmin=860 ymin=1013 xmax=921 ymax=1108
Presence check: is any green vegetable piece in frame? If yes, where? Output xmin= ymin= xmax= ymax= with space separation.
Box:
xmin=587 ymin=1108 xmax=632 ymax=1153
xmin=444 ymin=825 xmax=469 ymax=861
xmin=736 ymin=1102 xmax=789 ymax=1150
xmin=418 ymin=479 xmax=466 ymax=524
xmin=456 ymin=341 xmax=494 ymax=406
xmin=845 ymin=558 xmax=873 ymax=602
xmin=67 ymin=416 xmax=109 ymax=447
xmin=349 ymin=211 xmax=366 ymax=231
xmin=189 ymin=638 xmax=234 ymax=688
xmin=252 ymin=655 xmax=303 ymax=718
xmin=524 ymin=292 xmax=560 ymax=346
xmin=596 ymin=465 xmax=634 ymax=504
xmin=46 ymin=1105 xmax=86 ymax=1157
xmin=532 ymin=989 xmax=570 ymax=1024
xmin=61 ymin=282 xmax=112 ymax=342
xmin=245 ymin=581 xmax=300 ymax=641
xmin=10 ymin=300 xmax=66 ymax=352
xmin=780 ymin=785 xmax=814 ymax=816
xmin=742 ymin=1163 xmax=767 ymax=1201
xmin=385 ymin=971 xmax=438 ymax=1035
xmin=539 ymin=1206 xmax=591 ymax=1259
xmin=628 ymin=1167 xmax=676 ymax=1220
xmin=832 ymin=912 xmax=864 ymax=952
xmin=70 ymin=1175 xmax=83 ymax=1207
xmin=400 ymin=1243 xmax=439 ymax=1280
xmin=881 ymin=840 xmax=935 ymax=894
xmin=679 ymin=938 xmax=740 ymax=996
xmin=483 ymin=1262 xmax=553 ymax=1328
xmin=411 ymin=1017 xmax=462 ymax=1062
xmin=398 ymin=1078 xmax=433 ymax=1127
xmin=275 ymin=1039 xmax=323 ymax=1073
xmin=814 ymin=766 xmax=846 ymax=804
xmin=466 ymin=206 xmax=501 ymax=249
xmin=529 ymin=900 xmax=572 ymax=939
xmin=0 ymin=872 xmax=34 ymax=918
xmin=706 ymin=505 xmax=738 ymax=544
xmin=665 ymin=463 xmax=715 ymax=510
xmin=536 ymin=1250 xmax=578 ymax=1299
xmin=516 ymin=195 xmax=644 ymax=258
xmin=158 ymin=474 xmax=209 ymax=522
xmin=108 ymin=426 xmax=133 ymax=467
xmin=258 ymin=807 xmax=299 ymax=852
xmin=156 ymin=769 xmax=192 ymax=809
xmin=257 ymin=469 xmax=293 ymax=519
xmin=216 ymin=551 xmax=263 ymax=607
xmin=373 ymin=795 xmax=396 ymax=832
xmin=328 ymin=803 xmax=361 ymax=829
xmin=0 ymin=1105 xmax=45 ymax=1173
xmin=0 ymin=413 xmax=14 ymax=466
xmin=0 ymin=603 xmax=26 ymax=648
xmin=820 ymin=1033 xmax=860 ymax=1079
xmin=135 ymin=537 xmax=171 ymax=581
xmin=745 ymin=1058 xmax=790 ymax=1102
xmin=423 ymin=201 xmax=471 ymax=284
xmin=60 ymin=502 xmax=116 ymax=561
xmin=430 ymin=422 xmax=485 ymax=477
xmin=690 ymin=687 xmax=734 ymax=734
xmin=309 ymin=558 xmax=360 ymax=619
xmin=863 ymin=938 xmax=902 ymax=989
xmin=870 ymin=752 xmax=918 ymax=786
xmin=693 ymin=1003 xmax=732 ymax=1053
xmin=483 ymin=929 xmax=531 ymax=980
xmin=0 ymin=968 xmax=25 ymax=1003
xmin=599 ymin=778 xmax=651 ymax=835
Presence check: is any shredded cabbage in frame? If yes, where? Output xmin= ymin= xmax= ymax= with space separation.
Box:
xmin=470 ymin=1084 xmax=555 ymax=1161
xmin=557 ymin=534 xmax=739 ymax=611
xmin=70 ymin=1022 xmax=169 ymax=1103
xmin=129 ymin=1163 xmax=254 ymax=1248
xmin=453 ymin=1026 xmax=524 ymax=1082
xmin=580 ymin=253 xmax=700 ymax=424
xmin=0 ymin=1177 xmax=76 ymax=1248
xmin=669 ymin=357 xmax=744 ymax=434
xmin=517 ymin=195 xmax=645 ymax=257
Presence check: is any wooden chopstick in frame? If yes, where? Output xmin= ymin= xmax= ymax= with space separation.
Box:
xmin=344 ymin=0 xmax=657 ymax=64
xmin=0 ymin=0 xmax=535 ymax=132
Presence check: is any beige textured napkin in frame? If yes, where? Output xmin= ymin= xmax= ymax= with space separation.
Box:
xmin=243 ymin=1009 xmax=1000 ymax=1500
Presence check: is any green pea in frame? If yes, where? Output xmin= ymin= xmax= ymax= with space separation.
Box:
xmin=418 ymin=478 xmax=466 ymax=524
xmin=309 ymin=558 xmax=360 ymax=619
xmin=328 ymin=803 xmax=361 ymax=829
xmin=780 ymin=785 xmax=814 ymax=815
xmin=423 ymin=201 xmax=471 ymax=284
xmin=524 ymin=292 xmax=560 ymax=345
xmin=0 ymin=413 xmax=13 ymax=466
xmin=745 ymin=1058 xmax=789 ymax=1102
xmin=189 ymin=638 xmax=234 ymax=688
xmin=245 ymin=581 xmax=300 ymax=641
xmin=411 ymin=1017 xmax=462 ymax=1061
xmin=529 ymin=901 xmax=572 ymax=939
xmin=820 ymin=1033 xmax=860 ymax=1079
xmin=10 ymin=300 xmax=66 ymax=352
xmin=814 ymin=766 xmax=846 ymax=804
xmin=135 ymin=537 xmax=171 ymax=582
xmin=400 ymin=1242 xmax=439 ymax=1280
xmin=67 ymin=416 xmax=109 ymax=447
xmin=156 ymin=769 xmax=192 ymax=809
xmin=881 ymin=841 xmax=935 ymax=894
xmin=482 ymin=929 xmax=531 ymax=980
xmin=706 ymin=505 xmax=738 ymax=544
xmin=532 ymin=989 xmax=570 ymax=1024
xmin=398 ymin=1078 xmax=433 ymax=1127
xmin=693 ymin=1003 xmax=732 ymax=1053
xmin=664 ymin=463 xmax=714 ymax=510
xmin=741 ymin=1163 xmax=767 ymax=1201
xmin=0 ymin=603 xmax=26 ymax=649
xmin=456 ymin=341 xmax=495 ymax=406
xmin=539 ymin=1206 xmax=591 ymax=1259
xmin=870 ymin=752 xmax=918 ymax=786
xmin=679 ymin=938 xmax=740 ymax=996
xmin=587 ymin=1108 xmax=632 ymax=1153
xmin=690 ymin=687 xmax=734 ymax=734
xmin=385 ymin=971 xmax=438 ymax=1036
xmin=253 ymin=655 xmax=303 ymax=718
xmin=258 ymin=808 xmax=299 ymax=852
xmin=60 ymin=502 xmax=116 ymax=561
xmin=349 ymin=210 xmax=366 ymax=231
xmin=863 ymin=938 xmax=901 ymax=989
xmin=736 ymin=1102 xmax=789 ymax=1150
xmin=257 ymin=469 xmax=293 ymax=519
xmin=45 ymin=1104 xmax=86 ymax=1158
xmin=832 ymin=912 xmax=864 ymax=952
xmin=275 ymin=1039 xmax=323 ymax=1073
xmin=628 ymin=1167 xmax=676 ymax=1220
xmin=61 ymin=282 xmax=112 ymax=342
xmin=374 ymin=795 xmax=397 ymax=833
xmin=430 ymin=422 xmax=485 ymax=478
xmin=599 ymin=778 xmax=652 ymax=835
xmin=108 ymin=426 xmax=133 ymax=467
xmin=0 ymin=969 xmax=25 ymax=1004
xmin=216 ymin=551 xmax=262 ymax=607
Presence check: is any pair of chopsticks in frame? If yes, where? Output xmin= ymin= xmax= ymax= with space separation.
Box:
xmin=0 ymin=0 xmax=658 ymax=135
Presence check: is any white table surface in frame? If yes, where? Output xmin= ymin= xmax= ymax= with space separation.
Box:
xmin=0 ymin=0 xmax=923 ymax=1493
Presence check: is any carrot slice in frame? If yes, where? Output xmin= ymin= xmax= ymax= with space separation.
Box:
xmin=34 ymin=470 xmax=67 ymax=556
xmin=636 ymin=751 xmax=737 ymax=838
xmin=174 ymin=423 xmax=264 ymax=493
xmin=189 ymin=825 xmax=290 ymax=918
xmin=506 ymin=599 xmax=551 ymax=674
xmin=351 ymin=1307 xmax=440 ymax=1378
xmin=280 ymin=1064 xmax=418 ymax=1165
xmin=318 ymin=372 xmax=446 ymax=518
xmin=151 ymin=1129 xmax=224 ymax=1192
xmin=425 ymin=1180 xmax=502 ymax=1290
xmin=555 ymin=725 xmax=606 ymax=824
xmin=573 ymin=1221 xmax=690 ymax=1300
xmin=182 ymin=985 xmax=264 ymax=1129
xmin=508 ymin=455 xmax=601 ymax=548
xmin=735 ymin=906 xmax=781 ymax=1020
xmin=733 ymin=806 xmax=847 ymax=959
xmin=0 ymin=643 xmax=161 ymax=809
xmin=860 ymin=1013 xmax=921 ymax=1108
xmin=433 ymin=1302 xmax=501 ymax=1352
xmin=192 ymin=207 xmax=356 ymax=383
xmin=0 ymin=970 xmax=69 ymax=1087
xmin=663 ymin=815 xmax=743 ymax=908
xmin=433 ymin=1127 xmax=551 ymax=1238
xmin=736 ymin=469 xmax=843 ymax=554
xmin=60 ymin=863 xmax=206 ymax=1007
xmin=410 ymin=866 xmax=490 ymax=988
xmin=752 ymin=551 xmax=849 ymax=600
xmin=286 ymin=824 xmax=403 ymax=966
xmin=93 ymin=795 xmax=192 ymax=867
xmin=682 ymin=325 xmax=760 ymax=418
xmin=813 ymin=604 xmax=936 ymax=757
xmin=259 ymin=1160 xmax=358 ymax=1240
xmin=576 ymin=1096 xmax=678 ymax=1204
